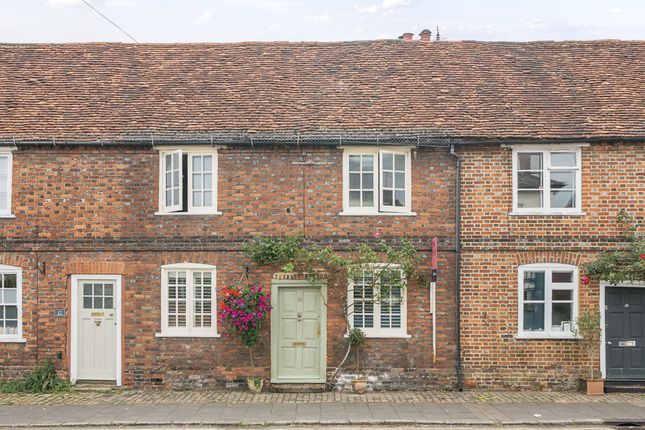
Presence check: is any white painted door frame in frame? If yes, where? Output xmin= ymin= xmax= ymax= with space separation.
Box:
xmin=599 ymin=281 xmax=645 ymax=379
xmin=70 ymin=274 xmax=122 ymax=386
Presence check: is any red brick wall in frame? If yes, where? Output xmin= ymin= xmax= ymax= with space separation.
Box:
xmin=0 ymin=145 xmax=458 ymax=389
xmin=458 ymin=142 xmax=644 ymax=389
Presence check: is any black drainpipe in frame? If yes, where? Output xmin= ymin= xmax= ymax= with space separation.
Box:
xmin=449 ymin=142 xmax=463 ymax=391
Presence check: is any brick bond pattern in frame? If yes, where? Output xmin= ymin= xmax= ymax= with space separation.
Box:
xmin=458 ymin=142 xmax=645 ymax=389
xmin=0 ymin=146 xmax=457 ymax=389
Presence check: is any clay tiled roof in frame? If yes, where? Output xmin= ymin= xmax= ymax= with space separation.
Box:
xmin=0 ymin=40 xmax=643 ymax=142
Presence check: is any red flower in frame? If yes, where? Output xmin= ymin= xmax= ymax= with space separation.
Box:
xmin=581 ymin=275 xmax=590 ymax=285
xmin=640 ymin=253 xmax=645 ymax=260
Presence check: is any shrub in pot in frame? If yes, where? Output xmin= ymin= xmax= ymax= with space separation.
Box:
xmin=348 ymin=328 xmax=368 ymax=394
xmin=572 ymin=310 xmax=604 ymax=395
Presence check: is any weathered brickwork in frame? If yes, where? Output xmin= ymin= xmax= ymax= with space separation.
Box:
xmin=0 ymin=145 xmax=457 ymax=389
xmin=458 ymin=142 xmax=645 ymax=389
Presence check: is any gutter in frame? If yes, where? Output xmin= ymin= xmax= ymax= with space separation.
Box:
xmin=449 ymin=142 xmax=463 ymax=391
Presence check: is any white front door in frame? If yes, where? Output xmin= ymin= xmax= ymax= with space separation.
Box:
xmin=73 ymin=276 xmax=120 ymax=382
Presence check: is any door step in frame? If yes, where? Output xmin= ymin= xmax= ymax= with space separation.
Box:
xmin=75 ymin=380 xmax=118 ymax=391
xmin=270 ymin=383 xmax=327 ymax=393
xmin=605 ymin=380 xmax=645 ymax=393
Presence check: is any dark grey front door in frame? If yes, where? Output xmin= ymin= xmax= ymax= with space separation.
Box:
xmin=606 ymin=287 xmax=645 ymax=380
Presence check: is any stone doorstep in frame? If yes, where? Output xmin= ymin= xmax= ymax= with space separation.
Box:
xmin=270 ymin=383 xmax=327 ymax=393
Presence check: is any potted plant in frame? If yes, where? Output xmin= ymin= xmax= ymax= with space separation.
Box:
xmin=219 ymin=284 xmax=271 ymax=394
xmin=572 ymin=310 xmax=604 ymax=395
xmin=348 ymin=328 xmax=368 ymax=394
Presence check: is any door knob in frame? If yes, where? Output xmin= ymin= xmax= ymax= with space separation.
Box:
xmin=297 ymin=312 xmax=302 ymax=321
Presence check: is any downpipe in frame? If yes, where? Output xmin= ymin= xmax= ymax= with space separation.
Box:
xmin=449 ymin=143 xmax=463 ymax=391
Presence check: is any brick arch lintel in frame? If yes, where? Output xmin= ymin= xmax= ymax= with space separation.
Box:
xmin=63 ymin=261 xmax=128 ymax=276
xmin=513 ymin=251 xmax=582 ymax=267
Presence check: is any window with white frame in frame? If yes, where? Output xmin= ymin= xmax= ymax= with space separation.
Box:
xmin=0 ymin=265 xmax=22 ymax=342
xmin=0 ymin=151 xmax=13 ymax=216
xmin=159 ymin=264 xmax=218 ymax=337
xmin=158 ymin=148 xmax=218 ymax=214
xmin=513 ymin=147 xmax=582 ymax=214
xmin=518 ymin=264 xmax=578 ymax=338
xmin=342 ymin=148 xmax=412 ymax=214
xmin=348 ymin=264 xmax=408 ymax=337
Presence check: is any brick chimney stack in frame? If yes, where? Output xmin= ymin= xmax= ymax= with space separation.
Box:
xmin=399 ymin=32 xmax=414 ymax=42
xmin=419 ymin=29 xmax=432 ymax=42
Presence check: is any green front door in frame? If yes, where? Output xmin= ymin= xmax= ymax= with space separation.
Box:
xmin=271 ymin=281 xmax=326 ymax=383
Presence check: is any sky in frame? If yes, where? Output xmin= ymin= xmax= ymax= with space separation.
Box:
xmin=1 ymin=0 xmax=644 ymax=43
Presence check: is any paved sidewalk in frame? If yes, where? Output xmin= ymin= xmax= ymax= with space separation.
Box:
xmin=0 ymin=390 xmax=643 ymax=427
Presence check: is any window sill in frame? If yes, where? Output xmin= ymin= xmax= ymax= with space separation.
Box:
xmin=0 ymin=337 xmax=26 ymax=343
xmin=0 ymin=214 xmax=16 ymax=219
xmin=344 ymin=333 xmax=411 ymax=339
xmin=339 ymin=212 xmax=417 ymax=217
xmin=509 ymin=211 xmax=585 ymax=217
xmin=516 ymin=333 xmax=579 ymax=340
xmin=155 ymin=332 xmax=221 ymax=338
xmin=155 ymin=211 xmax=222 ymax=216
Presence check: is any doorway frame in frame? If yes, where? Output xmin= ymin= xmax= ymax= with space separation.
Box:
xmin=270 ymin=279 xmax=327 ymax=384
xmin=599 ymin=280 xmax=645 ymax=379
xmin=70 ymin=274 xmax=123 ymax=386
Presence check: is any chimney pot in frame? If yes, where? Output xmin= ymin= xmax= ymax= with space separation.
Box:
xmin=399 ymin=32 xmax=414 ymax=42
xmin=419 ymin=29 xmax=432 ymax=42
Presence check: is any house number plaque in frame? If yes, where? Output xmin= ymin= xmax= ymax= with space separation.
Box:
xmin=619 ymin=340 xmax=636 ymax=347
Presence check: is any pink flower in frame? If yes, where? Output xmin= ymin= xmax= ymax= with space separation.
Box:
xmin=374 ymin=231 xmax=383 ymax=239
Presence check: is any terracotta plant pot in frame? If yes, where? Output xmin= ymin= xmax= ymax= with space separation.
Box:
xmin=247 ymin=377 xmax=264 ymax=394
xmin=580 ymin=378 xmax=604 ymax=396
xmin=352 ymin=377 xmax=368 ymax=394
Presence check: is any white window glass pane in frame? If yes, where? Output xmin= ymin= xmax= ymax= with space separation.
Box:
xmin=3 ymin=289 xmax=17 ymax=304
xmin=0 ymin=175 xmax=7 ymax=191
xmin=362 ymin=191 xmax=374 ymax=207
xmin=93 ymin=297 xmax=103 ymax=309
xmin=5 ymin=305 xmax=17 ymax=319
xmin=362 ymin=173 xmax=373 ymax=189
xmin=172 ymin=189 xmax=179 ymax=204
xmin=382 ymin=153 xmax=393 ymax=170
xmin=395 ymin=172 xmax=405 ymax=188
xmin=349 ymin=173 xmax=360 ymax=189
xmin=552 ymin=290 xmax=573 ymax=300
xmin=382 ymin=189 xmax=393 ymax=206
xmin=104 ymin=297 xmax=113 ymax=309
xmin=551 ymin=190 xmax=575 ymax=208
xmin=165 ymin=154 xmax=172 ymax=170
xmin=94 ymin=284 xmax=103 ymax=296
xmin=518 ymin=153 xmax=542 ymax=170
xmin=349 ymin=191 xmax=361 ymax=207
xmin=349 ymin=155 xmax=360 ymax=171
xmin=550 ymin=171 xmax=575 ymax=189
xmin=551 ymin=152 xmax=576 ymax=167
xmin=203 ymin=174 xmax=212 ymax=190
xmin=394 ymin=190 xmax=405 ymax=207
xmin=523 ymin=271 xmax=545 ymax=301
xmin=552 ymin=303 xmax=572 ymax=327
xmin=552 ymin=271 xmax=573 ymax=283
xmin=0 ymin=157 xmax=7 ymax=174
xmin=193 ymin=191 xmax=202 ymax=207
xmin=518 ymin=172 xmax=542 ymax=189
xmin=172 ymin=170 xmax=179 ymax=186
xmin=104 ymin=285 xmax=113 ymax=296
xmin=203 ymin=156 xmax=212 ymax=172
xmin=395 ymin=154 xmax=405 ymax=170
xmin=193 ymin=156 xmax=202 ymax=171
xmin=523 ymin=303 xmax=545 ymax=331
xmin=83 ymin=297 xmax=92 ymax=308
xmin=517 ymin=191 xmax=542 ymax=208
xmin=362 ymin=155 xmax=373 ymax=171
xmin=0 ymin=193 xmax=6 ymax=211
xmin=193 ymin=173 xmax=203 ymax=189
xmin=165 ymin=190 xmax=172 ymax=206
xmin=83 ymin=284 xmax=92 ymax=295
xmin=203 ymin=191 xmax=212 ymax=206
xmin=383 ymin=172 xmax=393 ymax=188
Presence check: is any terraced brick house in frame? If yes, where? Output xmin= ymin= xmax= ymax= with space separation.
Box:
xmin=0 ymin=37 xmax=643 ymax=391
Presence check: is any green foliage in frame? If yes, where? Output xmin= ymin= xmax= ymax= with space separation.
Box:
xmin=583 ymin=210 xmax=644 ymax=283
xmin=0 ymin=359 xmax=71 ymax=393
xmin=242 ymin=235 xmax=305 ymax=266
xmin=348 ymin=327 xmax=366 ymax=347
xmin=572 ymin=310 xmax=603 ymax=379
